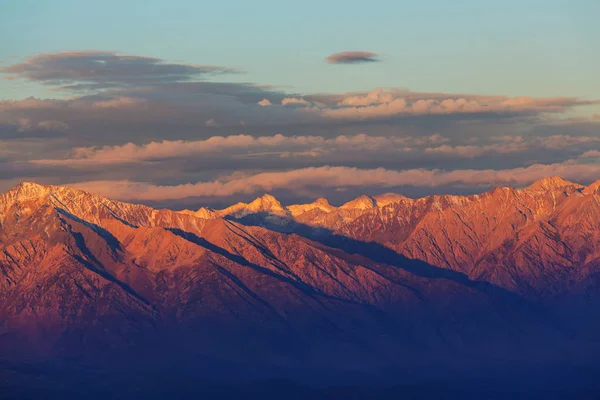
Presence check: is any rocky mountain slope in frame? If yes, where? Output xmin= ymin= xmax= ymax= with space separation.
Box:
xmin=189 ymin=176 xmax=600 ymax=300
xmin=1 ymin=180 xmax=600 ymax=382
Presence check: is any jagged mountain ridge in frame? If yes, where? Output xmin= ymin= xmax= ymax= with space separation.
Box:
xmin=1 ymin=179 xmax=600 ymax=380
xmin=0 ymin=181 xmax=523 ymax=313
xmin=4 ymin=177 xmax=600 ymax=300
xmin=336 ymin=177 xmax=600 ymax=298
xmin=177 ymin=176 xmax=600 ymax=299
xmin=181 ymin=192 xmax=406 ymax=222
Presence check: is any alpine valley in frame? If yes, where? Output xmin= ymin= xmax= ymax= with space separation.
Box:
xmin=2 ymin=178 xmax=600 ymax=398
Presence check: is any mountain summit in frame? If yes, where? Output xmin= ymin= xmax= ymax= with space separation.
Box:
xmin=339 ymin=194 xmax=377 ymax=210
xmin=525 ymin=176 xmax=582 ymax=191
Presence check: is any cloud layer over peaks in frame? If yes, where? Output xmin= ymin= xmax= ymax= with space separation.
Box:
xmin=1 ymin=49 xmax=599 ymax=206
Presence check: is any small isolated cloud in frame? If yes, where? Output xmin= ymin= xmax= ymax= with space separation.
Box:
xmin=326 ymin=51 xmax=379 ymax=64
xmin=258 ymin=98 xmax=272 ymax=106
xmin=205 ymin=118 xmax=219 ymax=127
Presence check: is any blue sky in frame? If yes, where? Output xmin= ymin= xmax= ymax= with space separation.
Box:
xmin=2 ymin=0 xmax=599 ymax=99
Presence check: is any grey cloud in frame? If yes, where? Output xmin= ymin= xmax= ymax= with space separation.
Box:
xmin=2 ymin=86 xmax=595 ymax=145
xmin=27 ymin=133 xmax=600 ymax=175
xmin=1 ymin=51 xmax=238 ymax=90
xmin=326 ymin=51 xmax=379 ymax=64
xmin=28 ymin=133 xmax=450 ymax=166
xmin=17 ymin=118 xmax=68 ymax=132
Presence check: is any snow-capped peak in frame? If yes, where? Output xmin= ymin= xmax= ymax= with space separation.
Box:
xmin=217 ymin=194 xmax=287 ymax=218
xmin=9 ymin=181 xmax=52 ymax=201
xmin=373 ymin=193 xmax=408 ymax=207
xmin=189 ymin=207 xmax=218 ymax=219
xmin=339 ymin=195 xmax=376 ymax=210
xmin=287 ymin=197 xmax=337 ymax=216
xmin=247 ymin=194 xmax=286 ymax=214
xmin=0 ymin=181 xmax=161 ymax=227
xmin=525 ymin=176 xmax=581 ymax=192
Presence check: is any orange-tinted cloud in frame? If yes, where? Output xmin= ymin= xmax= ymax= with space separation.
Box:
xmin=31 ymin=133 xmax=600 ymax=166
xmin=93 ymin=97 xmax=145 ymax=108
xmin=29 ymin=133 xmax=449 ymax=166
xmin=66 ymin=154 xmax=600 ymax=201
xmin=314 ymin=89 xmax=599 ymax=121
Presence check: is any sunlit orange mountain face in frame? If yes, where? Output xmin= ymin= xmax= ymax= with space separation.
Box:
xmin=3 ymin=179 xmax=600 ymax=396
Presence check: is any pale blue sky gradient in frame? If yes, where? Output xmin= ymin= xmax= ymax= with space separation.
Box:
xmin=2 ymin=0 xmax=599 ymax=99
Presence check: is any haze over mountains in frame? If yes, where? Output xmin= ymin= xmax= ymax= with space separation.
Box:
xmin=2 ymin=177 xmax=600 ymax=396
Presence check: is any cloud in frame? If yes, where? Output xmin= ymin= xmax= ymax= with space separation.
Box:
xmin=2 ymin=49 xmax=600 ymax=205
xmin=314 ymin=89 xmax=599 ymax=121
xmin=16 ymin=118 xmax=68 ymax=132
xmin=421 ymin=135 xmax=600 ymax=158
xmin=66 ymin=154 xmax=600 ymax=201
xmin=1 ymin=86 xmax=596 ymax=135
xmin=29 ymin=133 xmax=450 ymax=166
xmin=326 ymin=51 xmax=379 ymax=64
xmin=531 ymin=134 xmax=600 ymax=149
xmin=29 ymin=132 xmax=600 ymax=168
xmin=0 ymin=97 xmax=65 ymax=111
xmin=36 ymin=120 xmax=68 ymax=131
xmin=93 ymin=96 xmax=145 ymax=108
xmin=580 ymin=150 xmax=600 ymax=159
xmin=0 ymin=51 xmax=237 ymax=90
xmin=281 ymin=97 xmax=313 ymax=107
xmin=337 ymin=88 xmax=395 ymax=106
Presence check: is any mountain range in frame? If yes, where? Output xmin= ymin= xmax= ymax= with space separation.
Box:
xmin=2 ymin=178 xmax=600 ymax=395
xmin=180 ymin=176 xmax=600 ymax=300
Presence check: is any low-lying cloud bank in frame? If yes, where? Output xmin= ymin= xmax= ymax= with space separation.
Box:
xmin=29 ymin=133 xmax=600 ymax=166
xmin=67 ymin=154 xmax=600 ymax=202
xmin=30 ymin=133 xmax=447 ymax=165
